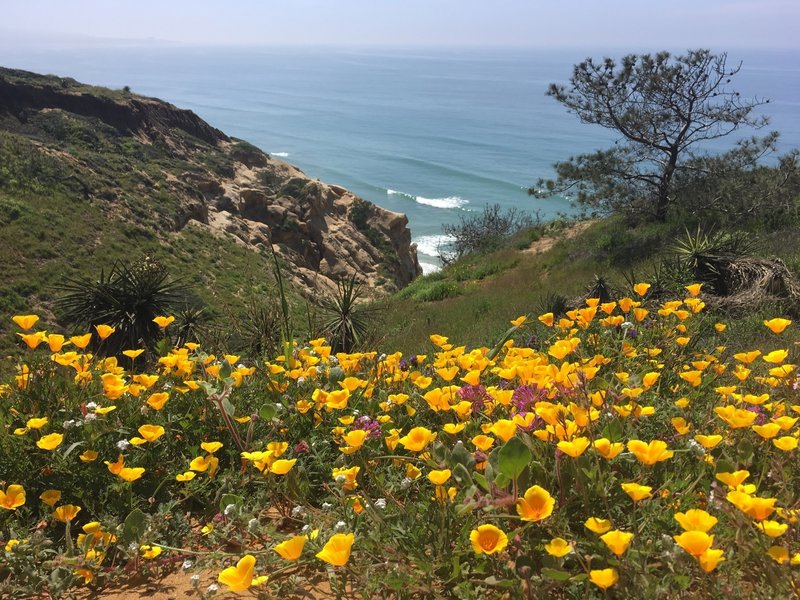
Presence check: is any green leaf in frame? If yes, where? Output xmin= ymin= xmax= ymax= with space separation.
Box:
xmin=541 ymin=568 xmax=572 ymax=582
xmin=715 ymin=459 xmax=736 ymax=474
xmin=450 ymin=441 xmax=476 ymax=470
xmin=601 ymin=419 xmax=623 ymax=441
xmin=498 ymin=437 xmax=531 ymax=481
xmin=259 ymin=404 xmax=277 ymax=421
xmin=121 ymin=509 xmax=147 ymax=546
xmin=219 ymin=494 xmax=244 ymax=514
xmin=473 ymin=472 xmax=490 ymax=492
xmin=494 ymin=472 xmax=511 ymax=490
xmin=61 ymin=441 xmax=84 ymax=459
xmin=452 ymin=463 xmax=473 ymax=485
xmin=221 ymin=397 xmax=236 ymax=418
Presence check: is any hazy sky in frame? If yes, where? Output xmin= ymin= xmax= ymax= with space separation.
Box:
xmin=4 ymin=0 xmax=798 ymax=49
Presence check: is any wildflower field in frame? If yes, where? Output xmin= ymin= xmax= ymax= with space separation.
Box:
xmin=1 ymin=283 xmax=799 ymax=599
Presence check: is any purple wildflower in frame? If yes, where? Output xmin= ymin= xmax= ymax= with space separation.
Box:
xmin=355 ymin=415 xmax=382 ymax=438
xmin=457 ymin=384 xmax=492 ymax=415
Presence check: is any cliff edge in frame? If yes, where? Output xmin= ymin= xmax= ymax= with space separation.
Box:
xmin=0 ymin=67 xmax=421 ymax=299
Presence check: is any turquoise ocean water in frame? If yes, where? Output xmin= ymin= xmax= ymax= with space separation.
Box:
xmin=1 ymin=46 xmax=798 ymax=271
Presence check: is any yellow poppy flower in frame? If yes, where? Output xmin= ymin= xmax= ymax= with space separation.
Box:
xmin=674 ymin=509 xmax=717 ymax=532
xmin=469 ymin=524 xmax=508 ymax=555
xmin=137 ymin=424 xmax=165 ymax=443
xmin=592 ymin=438 xmax=624 ymax=460
xmin=773 ymin=436 xmax=798 ymax=452
xmin=762 ymin=349 xmax=789 ymax=364
xmin=12 ymin=314 xmax=39 ymax=330
xmin=398 ymin=427 xmax=436 ymax=452
xmin=274 ymin=535 xmax=306 ymax=560
xmin=95 ymin=324 xmax=116 ymax=340
xmin=621 ymin=482 xmax=652 ymax=502
xmin=685 ymin=283 xmax=703 ymax=296
xmin=332 ymin=466 xmax=360 ymax=490
xmin=152 ymin=316 xmax=175 ymax=328
xmin=698 ymin=548 xmax=725 ymax=572
xmin=489 ymin=419 xmax=517 ymax=442
xmin=316 ymin=533 xmax=355 ymax=566
xmin=693 ymin=434 xmax=723 ymax=449
xmin=538 ymin=312 xmax=554 ymax=327
xmin=25 ymin=417 xmax=47 ymax=430
xmin=39 ymin=489 xmax=61 ymax=507
xmin=443 ymin=423 xmax=466 ymax=435
xmin=633 ymin=282 xmax=651 ymax=297
xmin=176 ymin=471 xmax=196 ymax=482
xmin=46 ymin=334 xmax=66 ymax=352
xmin=146 ymin=392 xmax=170 ymax=411
xmin=194 ymin=443 xmax=221 ymax=457
xmin=715 ymin=470 xmax=749 ymax=488
xmin=36 ymin=432 xmax=64 ymax=451
xmin=18 ymin=331 xmax=46 ymax=350
xmin=118 ymin=467 xmax=145 ymax=482
xmin=270 ymin=459 xmax=297 ymax=475
xmin=756 ymin=520 xmax=788 ymax=538
xmin=768 ymin=546 xmax=790 ymax=564
xmin=471 ymin=434 xmax=495 ymax=451
xmin=516 ymin=485 xmax=555 ymax=522
xmin=764 ymin=318 xmax=791 ymax=334
xmin=589 ymin=568 xmax=618 ymax=590
xmin=584 ymin=517 xmax=613 ymax=534
xmin=714 ymin=406 xmax=757 ymax=429
xmin=544 ymin=537 xmax=573 ymax=557
xmin=427 ymin=469 xmax=452 ymax=486
xmin=674 ymin=531 xmax=714 ymax=557
xmin=0 ymin=484 xmax=26 ymax=510
xmin=70 ymin=333 xmax=92 ymax=350
xmin=105 ymin=454 xmax=125 ymax=475
xmin=53 ymin=504 xmax=81 ymax=522
xmin=557 ymin=437 xmax=590 ymax=458
xmin=600 ymin=530 xmax=633 ymax=556
xmin=218 ymin=554 xmax=257 ymax=591
xmin=122 ymin=349 xmax=145 ymax=359
xmin=627 ymin=439 xmax=674 ymax=465
xmin=140 ymin=545 xmax=162 ymax=559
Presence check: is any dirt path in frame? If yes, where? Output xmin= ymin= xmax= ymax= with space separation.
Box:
xmin=523 ymin=220 xmax=595 ymax=256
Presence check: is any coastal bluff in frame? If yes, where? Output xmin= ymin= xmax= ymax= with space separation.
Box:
xmin=0 ymin=67 xmax=422 ymax=298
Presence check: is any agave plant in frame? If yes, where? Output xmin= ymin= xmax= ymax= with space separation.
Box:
xmin=315 ymin=274 xmax=375 ymax=354
xmin=54 ymin=257 xmax=187 ymax=357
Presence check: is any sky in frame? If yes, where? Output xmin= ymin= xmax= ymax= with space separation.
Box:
xmin=3 ymin=0 xmax=799 ymax=49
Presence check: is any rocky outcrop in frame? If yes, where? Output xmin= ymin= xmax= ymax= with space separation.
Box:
xmin=0 ymin=67 xmax=422 ymax=297
xmin=193 ymin=149 xmax=423 ymax=295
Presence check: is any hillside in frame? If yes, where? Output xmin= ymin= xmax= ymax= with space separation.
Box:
xmin=0 ymin=67 xmax=421 ymax=338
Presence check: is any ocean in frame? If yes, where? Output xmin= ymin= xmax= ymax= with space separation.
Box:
xmin=1 ymin=45 xmax=798 ymax=272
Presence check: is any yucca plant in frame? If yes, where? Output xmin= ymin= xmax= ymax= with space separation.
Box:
xmin=315 ymin=274 xmax=374 ymax=353
xmin=54 ymin=256 xmax=187 ymax=356
xmin=670 ymin=226 xmax=758 ymax=294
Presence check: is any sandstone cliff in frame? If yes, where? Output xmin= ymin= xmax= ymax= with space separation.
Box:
xmin=0 ymin=67 xmax=421 ymax=299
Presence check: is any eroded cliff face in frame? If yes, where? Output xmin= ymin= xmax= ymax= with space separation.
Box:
xmin=180 ymin=145 xmax=421 ymax=296
xmin=0 ymin=67 xmax=422 ymax=297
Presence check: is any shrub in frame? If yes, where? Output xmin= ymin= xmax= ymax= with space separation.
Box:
xmin=440 ymin=204 xmax=540 ymax=263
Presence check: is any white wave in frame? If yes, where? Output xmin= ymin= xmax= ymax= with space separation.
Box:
xmin=419 ymin=261 xmax=441 ymax=274
xmin=413 ymin=234 xmax=455 ymax=258
xmin=272 ymin=152 xmax=290 ymax=157
xmin=387 ymin=188 xmax=468 ymax=210
xmin=416 ymin=195 xmax=468 ymax=209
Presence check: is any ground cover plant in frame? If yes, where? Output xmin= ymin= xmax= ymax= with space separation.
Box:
xmin=1 ymin=283 xmax=799 ymax=599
